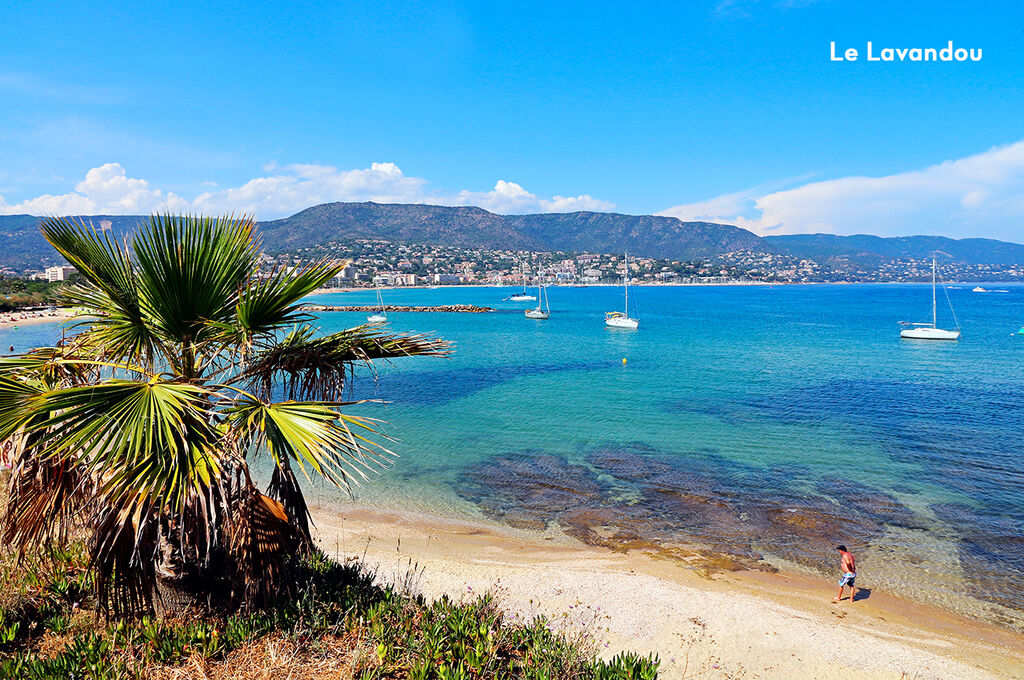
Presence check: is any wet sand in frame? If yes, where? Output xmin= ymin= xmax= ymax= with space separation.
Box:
xmin=311 ymin=503 xmax=1024 ymax=680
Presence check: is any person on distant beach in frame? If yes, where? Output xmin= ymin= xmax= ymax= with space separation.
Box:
xmin=832 ymin=545 xmax=857 ymax=603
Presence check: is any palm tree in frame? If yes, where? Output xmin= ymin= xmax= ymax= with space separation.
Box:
xmin=0 ymin=214 xmax=449 ymax=616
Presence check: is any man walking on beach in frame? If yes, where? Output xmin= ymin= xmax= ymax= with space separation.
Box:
xmin=832 ymin=545 xmax=857 ymax=603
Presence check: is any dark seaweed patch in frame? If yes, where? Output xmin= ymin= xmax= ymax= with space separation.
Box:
xmin=456 ymin=443 xmax=923 ymax=575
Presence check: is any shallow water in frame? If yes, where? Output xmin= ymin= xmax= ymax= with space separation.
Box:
xmin=5 ymin=283 xmax=1023 ymax=627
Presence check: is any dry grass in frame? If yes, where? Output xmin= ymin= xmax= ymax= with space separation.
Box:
xmin=139 ymin=633 xmax=376 ymax=680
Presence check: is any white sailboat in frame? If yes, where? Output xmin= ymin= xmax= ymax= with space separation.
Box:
xmin=525 ymin=283 xmax=550 ymax=319
xmin=509 ymin=262 xmax=536 ymax=301
xmin=367 ymin=283 xmax=387 ymax=323
xmin=605 ymin=252 xmax=639 ymax=329
xmin=900 ymin=255 xmax=960 ymax=340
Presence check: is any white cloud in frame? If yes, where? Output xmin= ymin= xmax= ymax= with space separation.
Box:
xmin=658 ymin=184 xmax=773 ymax=225
xmin=659 ymin=141 xmax=1024 ymax=241
xmin=0 ymin=163 xmax=187 ymax=216
xmin=192 ymin=162 xmax=430 ymax=216
xmin=453 ymin=180 xmax=615 ymax=214
xmin=542 ymin=194 xmax=616 ymax=212
xmin=1 ymin=162 xmax=616 ymax=219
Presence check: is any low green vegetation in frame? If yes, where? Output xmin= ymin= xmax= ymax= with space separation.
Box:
xmin=0 ymin=275 xmax=75 ymax=312
xmin=0 ymin=542 xmax=659 ymax=679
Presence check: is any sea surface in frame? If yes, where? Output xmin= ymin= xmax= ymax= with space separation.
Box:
xmin=5 ymin=283 xmax=1023 ymax=628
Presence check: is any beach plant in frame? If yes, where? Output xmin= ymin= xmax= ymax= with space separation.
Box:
xmin=0 ymin=214 xmax=450 ymax=618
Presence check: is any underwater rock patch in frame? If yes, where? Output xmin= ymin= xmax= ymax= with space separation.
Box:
xmin=457 ymin=445 xmax=925 ymax=578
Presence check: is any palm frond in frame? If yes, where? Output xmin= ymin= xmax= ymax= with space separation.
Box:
xmin=90 ymin=493 xmax=159 ymax=617
xmin=267 ymin=457 xmax=314 ymax=551
xmin=227 ymin=397 xmax=394 ymax=490
xmin=239 ymin=323 xmax=451 ymax=401
xmin=41 ymin=217 xmax=158 ymax=363
xmin=230 ymin=259 xmax=345 ymax=343
xmin=3 ymin=451 xmax=91 ymax=556
xmin=20 ymin=379 xmax=223 ymax=513
xmin=226 ymin=482 xmax=295 ymax=607
xmin=132 ymin=214 xmax=257 ymax=351
xmin=0 ymin=374 xmax=44 ymax=441
xmin=0 ymin=355 xmax=92 ymax=553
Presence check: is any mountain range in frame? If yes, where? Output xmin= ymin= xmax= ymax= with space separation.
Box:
xmin=2 ymin=202 xmax=1023 ymax=272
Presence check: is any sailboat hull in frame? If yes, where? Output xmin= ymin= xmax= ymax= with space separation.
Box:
xmin=605 ymin=316 xmax=638 ymax=329
xmin=525 ymin=309 xmax=550 ymax=319
xmin=900 ymin=327 xmax=960 ymax=340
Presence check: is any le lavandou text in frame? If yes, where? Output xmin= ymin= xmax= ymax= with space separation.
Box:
xmin=830 ymin=41 xmax=981 ymax=63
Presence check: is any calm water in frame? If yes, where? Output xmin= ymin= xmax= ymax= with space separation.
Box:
xmin=5 ymin=284 xmax=1023 ymax=627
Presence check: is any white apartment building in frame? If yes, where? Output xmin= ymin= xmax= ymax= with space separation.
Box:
xmin=45 ymin=266 xmax=77 ymax=282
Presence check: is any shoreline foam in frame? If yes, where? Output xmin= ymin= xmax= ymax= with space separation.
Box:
xmin=310 ymin=501 xmax=1024 ymax=680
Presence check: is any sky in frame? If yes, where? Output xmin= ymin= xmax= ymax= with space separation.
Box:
xmin=1 ymin=0 xmax=1022 ymax=240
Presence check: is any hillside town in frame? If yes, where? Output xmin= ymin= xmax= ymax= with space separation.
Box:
xmin=5 ymin=239 xmax=1024 ymax=301
xmin=270 ymin=239 xmax=1024 ymax=287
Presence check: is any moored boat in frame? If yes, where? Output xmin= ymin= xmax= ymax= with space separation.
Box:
xmin=605 ymin=252 xmax=638 ymax=329
xmin=525 ymin=284 xmax=550 ymax=319
xmin=508 ymin=262 xmax=536 ymax=301
xmin=899 ymin=255 xmax=959 ymax=340
xmin=367 ymin=283 xmax=387 ymax=323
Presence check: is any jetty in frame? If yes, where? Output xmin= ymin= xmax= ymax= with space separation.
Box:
xmin=302 ymin=304 xmax=494 ymax=313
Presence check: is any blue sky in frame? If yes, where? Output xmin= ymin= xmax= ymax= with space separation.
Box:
xmin=1 ymin=0 xmax=1022 ymax=239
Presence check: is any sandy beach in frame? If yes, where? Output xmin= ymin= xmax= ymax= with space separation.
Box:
xmin=0 ymin=308 xmax=79 ymax=330
xmin=311 ymin=503 xmax=1024 ymax=680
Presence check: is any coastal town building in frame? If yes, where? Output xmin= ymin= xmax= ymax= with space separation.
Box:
xmin=44 ymin=266 xmax=77 ymax=282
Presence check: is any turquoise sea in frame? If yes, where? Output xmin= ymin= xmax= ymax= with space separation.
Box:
xmin=4 ymin=283 xmax=1023 ymax=628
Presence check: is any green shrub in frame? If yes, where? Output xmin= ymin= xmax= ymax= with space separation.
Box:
xmin=1 ymin=632 xmax=131 ymax=680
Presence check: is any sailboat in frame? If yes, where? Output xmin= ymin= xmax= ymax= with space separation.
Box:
xmin=525 ymin=283 xmax=550 ymax=319
xmin=605 ymin=252 xmax=639 ymax=329
xmin=509 ymin=262 xmax=536 ymax=301
xmin=366 ymin=283 xmax=387 ymax=323
xmin=899 ymin=254 xmax=960 ymax=340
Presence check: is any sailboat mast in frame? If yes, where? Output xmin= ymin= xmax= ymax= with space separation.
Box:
xmin=624 ymin=252 xmax=629 ymax=314
xmin=932 ymin=254 xmax=937 ymax=328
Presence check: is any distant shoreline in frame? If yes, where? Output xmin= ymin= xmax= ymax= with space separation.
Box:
xmin=307 ymin=281 xmax=797 ymax=295
xmin=306 ymin=280 xmax=1018 ymax=296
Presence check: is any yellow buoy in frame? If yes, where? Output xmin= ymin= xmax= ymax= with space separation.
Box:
xmin=622 ymin=358 xmax=627 ymax=365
